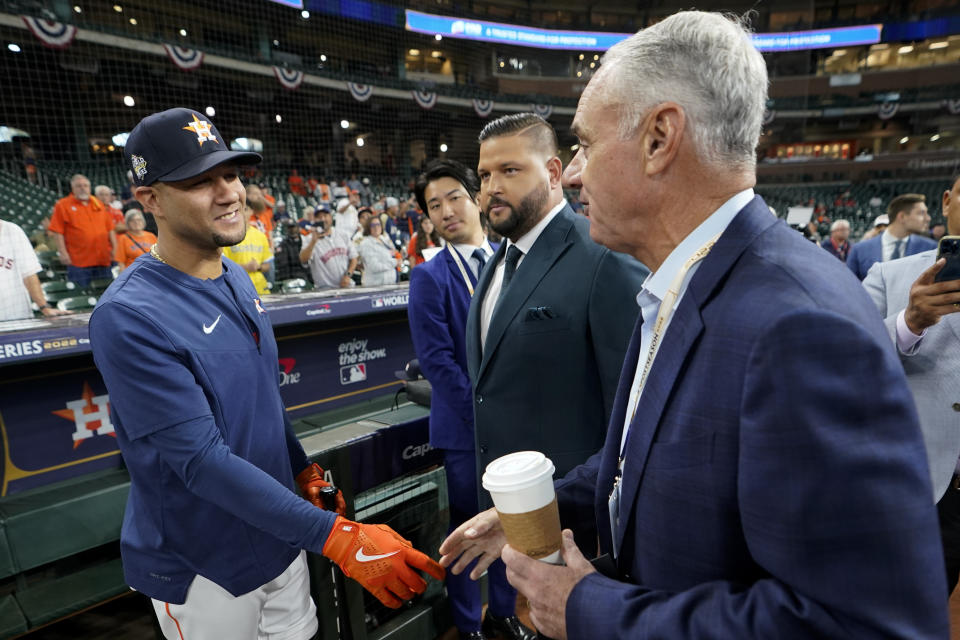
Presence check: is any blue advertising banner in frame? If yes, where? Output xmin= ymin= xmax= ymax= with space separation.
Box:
xmin=405 ymin=9 xmax=882 ymax=53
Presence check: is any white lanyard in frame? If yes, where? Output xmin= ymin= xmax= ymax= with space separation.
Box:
xmin=446 ymin=244 xmax=478 ymax=297
xmin=619 ymin=232 xmax=722 ymax=465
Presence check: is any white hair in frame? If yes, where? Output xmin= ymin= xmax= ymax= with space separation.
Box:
xmin=94 ymin=184 xmax=111 ymax=197
xmin=830 ymin=219 xmax=850 ymax=232
xmin=600 ymin=11 xmax=768 ymax=170
xmin=124 ymin=208 xmax=144 ymax=224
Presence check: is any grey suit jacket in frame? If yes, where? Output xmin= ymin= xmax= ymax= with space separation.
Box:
xmin=466 ymin=205 xmax=648 ymax=505
xmin=863 ymin=249 xmax=960 ymax=500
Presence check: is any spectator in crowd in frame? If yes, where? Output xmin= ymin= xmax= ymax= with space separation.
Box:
xmin=92 ymin=107 xmax=442 ymax=638
xmin=395 ymin=197 xmax=420 ymax=252
xmin=30 ymin=215 xmax=55 ymax=251
xmin=346 ymin=173 xmax=363 ymax=193
xmin=861 ymin=213 xmax=888 ymax=240
xmin=298 ymin=205 xmax=317 ymax=235
xmin=287 ymin=169 xmax=305 ymax=196
xmin=355 ymin=207 xmax=373 ymax=244
xmin=274 ymin=219 xmax=312 ymax=283
xmin=0 ymin=219 xmax=69 ymax=320
xmin=315 ymin=179 xmax=331 ymax=204
xmin=821 ymin=219 xmax=852 ymax=262
xmin=246 ymin=184 xmax=274 ymax=246
xmin=441 ymin=12 xmax=946 ymax=640
xmin=407 ymin=215 xmax=442 ymax=267
xmin=848 ymin=194 xmax=936 ymax=280
xmin=382 ymin=196 xmax=405 ymax=252
xmin=120 ymin=170 xmax=137 ymax=208
xmin=222 ymin=206 xmax=273 ymax=295
xmin=467 ymin=112 xmax=646 ymax=540
xmin=335 ymin=197 xmax=359 ymax=240
xmin=408 ymin=159 xmax=502 ymax=640
xmin=95 ymin=184 xmax=125 ymax=232
xmin=299 ymin=206 xmax=357 ymax=289
xmin=115 ymin=209 xmax=157 ymax=271
xmin=49 ymin=173 xmax=117 ymax=287
xmin=357 ymin=215 xmax=399 ymax=286
xmin=863 ymin=170 xmax=960 ymax=594
xmin=274 ymin=200 xmax=287 ymax=222
xmin=931 ymin=221 xmax=946 ymax=242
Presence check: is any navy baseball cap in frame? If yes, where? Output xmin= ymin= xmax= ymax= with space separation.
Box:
xmin=124 ymin=108 xmax=261 ymax=187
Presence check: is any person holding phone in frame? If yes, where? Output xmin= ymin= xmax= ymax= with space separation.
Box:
xmin=863 ymin=169 xmax=960 ymax=594
xmin=299 ymin=206 xmax=357 ymax=290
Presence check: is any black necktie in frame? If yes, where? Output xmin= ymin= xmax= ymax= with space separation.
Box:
xmin=496 ymin=245 xmax=523 ymax=307
xmin=471 ymin=248 xmax=488 ymax=278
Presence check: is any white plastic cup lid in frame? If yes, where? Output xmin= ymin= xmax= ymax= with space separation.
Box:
xmin=482 ymin=451 xmax=555 ymax=493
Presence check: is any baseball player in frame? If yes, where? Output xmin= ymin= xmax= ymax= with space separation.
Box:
xmin=89 ymin=108 xmax=443 ymax=640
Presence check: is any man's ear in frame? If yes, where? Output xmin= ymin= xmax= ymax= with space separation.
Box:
xmin=545 ymin=156 xmax=564 ymax=190
xmin=134 ymin=186 xmax=160 ymax=218
xmin=641 ymin=102 xmax=685 ymax=176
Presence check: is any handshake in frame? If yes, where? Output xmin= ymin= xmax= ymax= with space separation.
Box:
xmin=296 ymin=463 xmax=445 ymax=608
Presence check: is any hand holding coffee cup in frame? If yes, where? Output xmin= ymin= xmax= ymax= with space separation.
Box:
xmin=482 ymin=451 xmax=562 ymax=564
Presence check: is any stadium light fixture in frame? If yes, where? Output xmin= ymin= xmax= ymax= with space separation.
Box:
xmin=129 ymin=18 xmax=136 ymax=25
xmin=7 ymin=44 xmax=21 ymax=53
xmin=578 ymin=54 xmax=584 ymax=60
xmin=356 ymin=137 xmax=364 ymax=147
xmin=431 ymin=51 xmax=442 ymax=58
xmin=179 ymin=29 xmax=187 ymax=37
xmin=576 ymin=71 xmax=582 ymax=77
xmin=275 ymin=114 xmax=282 ymax=123
xmin=440 ymin=143 xmax=448 ymax=152
xmin=589 ymin=62 xmax=595 ymax=68
xmin=205 ymin=106 xmax=216 ymax=117
xmin=320 ymin=54 xmax=327 ymax=62
xmin=899 ymin=136 xmax=909 ymax=144
xmin=340 ymin=120 xmax=350 ymax=129
xmin=113 ymin=5 xmax=122 ymax=12
xmin=929 ymin=41 xmax=949 ymax=49
xmin=123 ymin=95 xmax=135 ymax=107
xmin=273 ymin=39 xmax=280 ymax=46
xmin=593 ymin=54 xmax=599 ymax=60
xmin=73 ymin=5 xmax=82 ymax=13
xmin=301 ymin=10 xmax=310 ymax=19
xmin=409 ymin=49 xmax=420 ymax=56
xmin=897 ymin=45 xmax=914 ymax=54
xmin=931 ymin=133 xmax=941 ymax=142
xmin=435 ymin=34 xmax=442 ymax=41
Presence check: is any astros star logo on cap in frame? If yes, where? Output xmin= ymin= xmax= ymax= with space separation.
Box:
xmin=182 ymin=114 xmax=218 ymax=146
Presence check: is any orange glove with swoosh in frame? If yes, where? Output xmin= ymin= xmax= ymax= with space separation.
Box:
xmin=322 ymin=515 xmax=446 ymax=608
xmin=296 ymin=463 xmax=347 ymax=516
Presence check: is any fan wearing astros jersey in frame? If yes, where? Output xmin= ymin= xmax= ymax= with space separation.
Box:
xmin=89 ymin=108 xmax=443 ymax=640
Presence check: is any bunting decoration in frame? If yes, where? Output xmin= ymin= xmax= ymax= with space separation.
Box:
xmin=945 ymin=99 xmax=960 ymax=116
xmin=762 ymin=109 xmax=776 ymax=125
xmin=162 ymin=44 xmax=204 ymax=71
xmin=877 ymin=102 xmax=899 ymax=120
xmin=412 ymin=89 xmax=438 ymax=110
xmin=532 ymin=104 xmax=553 ymax=119
xmin=347 ymin=82 xmax=374 ymax=102
xmin=21 ymin=16 xmax=77 ymax=49
xmin=472 ymin=98 xmax=494 ymax=118
xmin=273 ymin=66 xmax=304 ymax=90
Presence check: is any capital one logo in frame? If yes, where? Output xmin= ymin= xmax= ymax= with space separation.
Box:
xmin=279 ymin=358 xmax=301 ymax=387
xmin=51 ymin=381 xmax=116 ymax=449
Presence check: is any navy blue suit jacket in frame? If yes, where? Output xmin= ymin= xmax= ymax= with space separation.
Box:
xmin=846 ymin=232 xmax=936 ymax=280
xmin=407 ymin=245 xmax=493 ymax=451
xmin=556 ymin=197 xmax=948 ymax=638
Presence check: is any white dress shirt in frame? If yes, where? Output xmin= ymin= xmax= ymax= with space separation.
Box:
xmin=453 ymin=241 xmax=494 ymax=280
xmin=480 ymin=200 xmax=567 ymax=350
xmin=620 ymin=189 xmax=754 ymax=456
xmin=881 ymin=229 xmax=909 ymax=263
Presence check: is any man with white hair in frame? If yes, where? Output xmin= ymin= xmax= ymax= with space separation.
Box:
xmin=49 ymin=173 xmax=117 ymax=287
xmin=821 ymin=218 xmax=852 ymax=262
xmin=440 ymin=11 xmax=946 ymax=639
xmin=95 ymin=184 xmax=125 ymax=232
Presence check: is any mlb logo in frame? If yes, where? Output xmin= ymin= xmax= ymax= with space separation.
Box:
xmin=372 ymin=298 xmax=384 ymax=308
xmin=340 ymin=363 xmax=366 ymax=385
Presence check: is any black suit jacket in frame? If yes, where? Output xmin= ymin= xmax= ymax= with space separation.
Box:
xmin=466 ymin=205 xmax=648 ymax=506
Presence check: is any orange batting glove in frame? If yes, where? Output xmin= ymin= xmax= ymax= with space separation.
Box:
xmin=295 ymin=463 xmax=347 ymax=516
xmin=322 ymin=515 xmax=446 ymax=608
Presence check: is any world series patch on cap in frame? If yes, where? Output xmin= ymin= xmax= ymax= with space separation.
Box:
xmin=124 ymin=107 xmax=261 ymax=187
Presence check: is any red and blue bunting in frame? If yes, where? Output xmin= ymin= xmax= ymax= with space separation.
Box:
xmin=273 ymin=66 xmax=304 ymax=90
xmin=347 ymin=82 xmax=374 ymax=103
xmin=21 ymin=16 xmax=77 ymax=50
xmin=532 ymin=104 xmax=553 ymax=119
xmin=472 ymin=99 xmax=494 ymax=118
xmin=163 ymin=44 xmax=204 ymax=71
xmin=412 ymin=89 xmax=438 ymax=110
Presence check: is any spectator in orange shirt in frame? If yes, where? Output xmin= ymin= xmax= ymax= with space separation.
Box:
xmin=95 ymin=184 xmax=126 ymax=233
xmin=49 ymin=173 xmax=116 ymax=287
xmin=288 ymin=169 xmax=306 ymax=196
xmin=407 ymin=215 xmax=441 ymax=267
xmin=246 ymin=184 xmax=274 ymax=245
xmin=115 ymin=209 xmax=157 ymax=270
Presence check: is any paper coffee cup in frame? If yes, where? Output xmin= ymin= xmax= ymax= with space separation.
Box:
xmin=482 ymin=451 xmax=562 ymax=564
